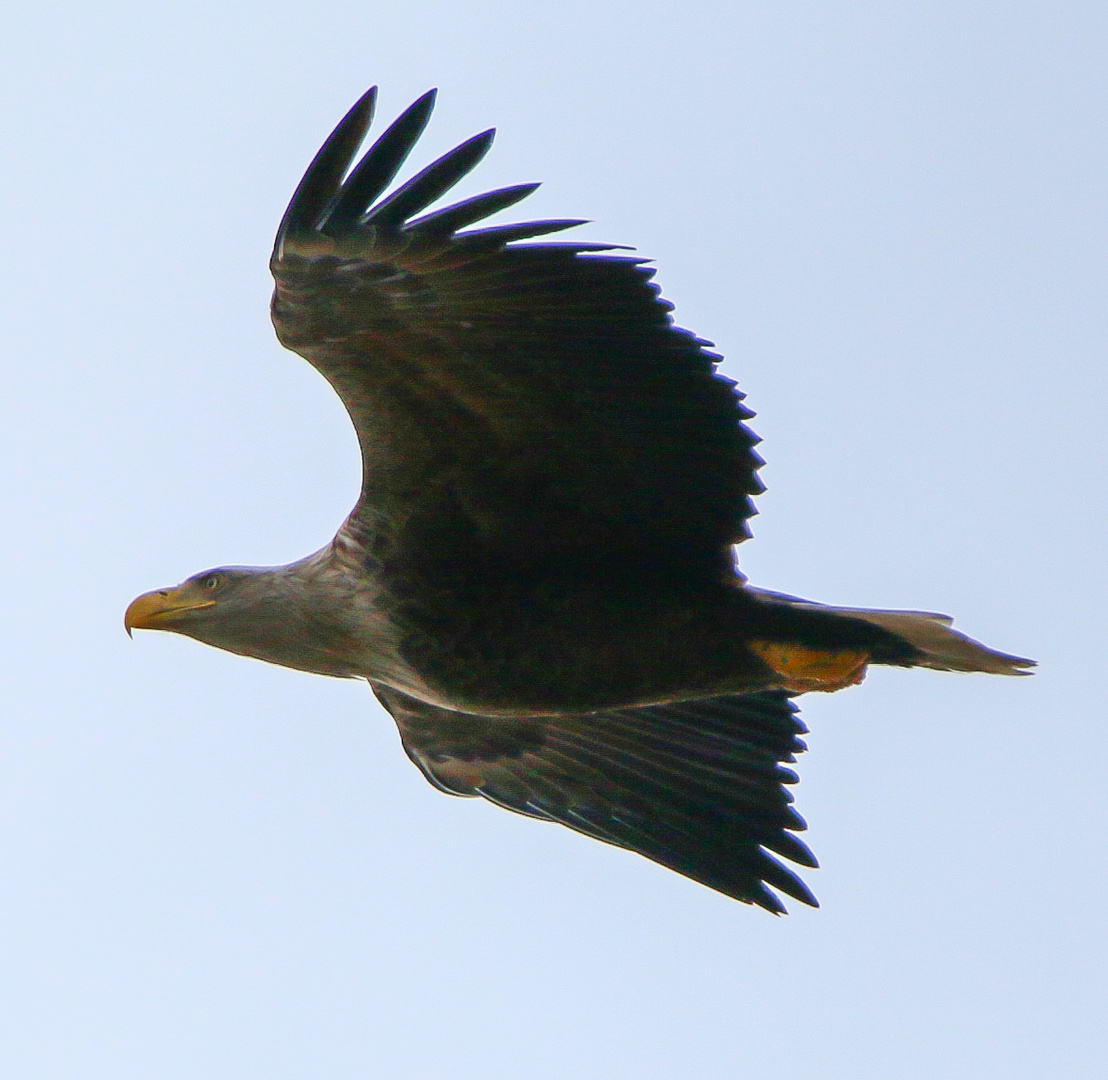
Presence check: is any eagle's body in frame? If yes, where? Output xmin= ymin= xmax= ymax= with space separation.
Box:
xmin=126 ymin=88 xmax=1032 ymax=911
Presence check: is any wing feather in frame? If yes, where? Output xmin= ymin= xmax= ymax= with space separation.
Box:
xmin=405 ymin=184 xmax=543 ymax=235
xmin=274 ymin=86 xmax=378 ymax=254
xmin=373 ymin=685 xmax=818 ymax=912
xmin=271 ymin=90 xmax=763 ymax=588
xmin=322 ymin=89 xmax=437 ymax=234
xmin=362 ymin=129 xmax=495 ymax=230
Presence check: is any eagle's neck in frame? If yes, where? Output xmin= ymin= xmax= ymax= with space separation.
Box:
xmin=192 ymin=547 xmax=361 ymax=678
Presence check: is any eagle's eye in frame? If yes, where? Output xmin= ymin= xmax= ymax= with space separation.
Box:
xmin=201 ymin=574 xmax=220 ymax=591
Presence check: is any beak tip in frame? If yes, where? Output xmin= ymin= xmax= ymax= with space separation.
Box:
xmin=124 ymin=591 xmax=158 ymax=636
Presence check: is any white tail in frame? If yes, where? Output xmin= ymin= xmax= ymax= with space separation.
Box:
xmin=749 ymin=589 xmax=1035 ymax=676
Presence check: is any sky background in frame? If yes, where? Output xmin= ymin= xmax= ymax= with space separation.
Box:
xmin=2 ymin=2 xmax=1106 ymax=1077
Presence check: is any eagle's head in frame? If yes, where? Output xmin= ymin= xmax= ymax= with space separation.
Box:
xmin=125 ymin=556 xmax=365 ymax=678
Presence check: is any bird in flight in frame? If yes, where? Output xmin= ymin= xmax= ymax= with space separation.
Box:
xmin=126 ymin=88 xmax=1033 ymax=912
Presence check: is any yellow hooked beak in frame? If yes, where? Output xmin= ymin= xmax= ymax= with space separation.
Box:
xmin=124 ymin=585 xmax=216 ymax=637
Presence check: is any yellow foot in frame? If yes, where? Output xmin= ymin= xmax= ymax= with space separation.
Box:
xmin=749 ymin=641 xmax=870 ymax=693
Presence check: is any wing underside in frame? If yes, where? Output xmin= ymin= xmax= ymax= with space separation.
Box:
xmin=270 ymin=88 xmax=763 ymax=583
xmin=373 ymin=684 xmax=818 ymax=912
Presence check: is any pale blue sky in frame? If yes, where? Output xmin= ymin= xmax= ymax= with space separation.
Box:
xmin=2 ymin=2 xmax=1106 ymax=1077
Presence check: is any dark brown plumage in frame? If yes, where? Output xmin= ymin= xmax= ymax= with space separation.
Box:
xmin=126 ymin=88 xmax=1033 ymax=911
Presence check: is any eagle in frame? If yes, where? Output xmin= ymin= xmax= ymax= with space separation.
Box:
xmin=125 ymin=88 xmax=1033 ymax=912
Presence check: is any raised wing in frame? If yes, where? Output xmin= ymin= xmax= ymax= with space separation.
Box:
xmin=271 ymin=88 xmax=762 ymax=586
xmin=373 ymin=685 xmax=818 ymax=912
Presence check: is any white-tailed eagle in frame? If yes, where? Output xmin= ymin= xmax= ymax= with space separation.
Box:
xmin=126 ymin=88 xmax=1032 ymax=912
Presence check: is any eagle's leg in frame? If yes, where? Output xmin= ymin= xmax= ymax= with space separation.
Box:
xmin=748 ymin=641 xmax=869 ymax=693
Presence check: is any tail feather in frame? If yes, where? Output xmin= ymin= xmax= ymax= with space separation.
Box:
xmin=837 ymin=607 xmax=1035 ymax=675
xmin=748 ymin=589 xmax=1035 ymax=676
